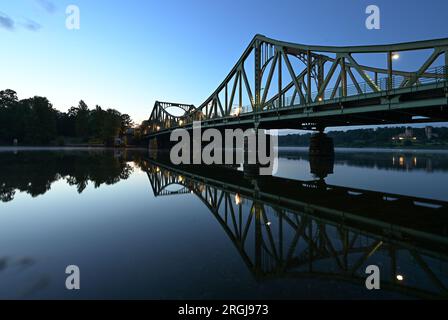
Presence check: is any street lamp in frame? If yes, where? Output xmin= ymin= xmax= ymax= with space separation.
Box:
xmin=392 ymin=52 xmax=400 ymax=60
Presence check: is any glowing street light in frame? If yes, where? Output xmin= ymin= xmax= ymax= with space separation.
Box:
xmin=396 ymin=274 xmax=404 ymax=281
xmin=231 ymin=106 xmax=242 ymax=117
xmin=392 ymin=52 xmax=400 ymax=60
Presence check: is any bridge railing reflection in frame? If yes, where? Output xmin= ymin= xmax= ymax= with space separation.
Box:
xmin=139 ymin=156 xmax=448 ymax=299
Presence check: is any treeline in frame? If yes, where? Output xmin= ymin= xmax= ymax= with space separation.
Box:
xmin=279 ymin=127 xmax=448 ymax=147
xmin=0 ymin=89 xmax=133 ymax=146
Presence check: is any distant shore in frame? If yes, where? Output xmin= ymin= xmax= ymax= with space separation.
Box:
xmin=0 ymin=145 xmax=147 ymax=151
xmin=2 ymin=145 xmax=448 ymax=153
xmin=279 ymin=144 xmax=448 ymax=151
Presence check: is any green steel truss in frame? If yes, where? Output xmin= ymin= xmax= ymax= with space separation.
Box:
xmin=145 ymin=35 xmax=448 ymax=136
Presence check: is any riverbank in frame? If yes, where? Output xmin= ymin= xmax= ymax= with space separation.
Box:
xmin=278 ymin=146 xmax=448 ymax=154
xmin=279 ymin=144 xmax=448 ymax=151
xmin=0 ymin=145 xmax=147 ymax=152
xmin=3 ymin=145 xmax=448 ymax=154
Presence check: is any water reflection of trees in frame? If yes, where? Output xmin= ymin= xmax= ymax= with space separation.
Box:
xmin=0 ymin=150 xmax=133 ymax=202
xmin=279 ymin=149 xmax=448 ymax=172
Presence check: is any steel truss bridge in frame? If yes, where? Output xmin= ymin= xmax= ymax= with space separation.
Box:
xmin=139 ymin=156 xmax=448 ymax=298
xmin=144 ymin=35 xmax=448 ymax=138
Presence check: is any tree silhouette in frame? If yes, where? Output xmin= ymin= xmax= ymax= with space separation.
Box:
xmin=0 ymin=89 xmax=135 ymax=146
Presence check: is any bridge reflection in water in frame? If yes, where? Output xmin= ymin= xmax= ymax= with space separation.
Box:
xmin=140 ymin=154 xmax=448 ymax=299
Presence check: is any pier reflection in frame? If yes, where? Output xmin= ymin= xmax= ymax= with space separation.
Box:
xmin=140 ymin=154 xmax=448 ymax=299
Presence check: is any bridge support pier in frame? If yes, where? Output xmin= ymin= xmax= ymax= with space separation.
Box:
xmin=309 ymin=132 xmax=334 ymax=157
xmin=148 ymin=137 xmax=158 ymax=151
xmin=242 ymin=131 xmax=274 ymax=177
xmin=148 ymin=134 xmax=174 ymax=152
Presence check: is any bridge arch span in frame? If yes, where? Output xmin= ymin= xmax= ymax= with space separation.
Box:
xmin=145 ymin=34 xmax=448 ymax=136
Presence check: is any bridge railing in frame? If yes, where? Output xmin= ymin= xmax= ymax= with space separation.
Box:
xmin=265 ymin=65 xmax=447 ymax=110
xmin=146 ymin=35 xmax=448 ymax=135
xmin=146 ymin=65 xmax=447 ymax=133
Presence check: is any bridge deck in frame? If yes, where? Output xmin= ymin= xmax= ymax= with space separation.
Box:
xmin=145 ymin=35 xmax=448 ymax=138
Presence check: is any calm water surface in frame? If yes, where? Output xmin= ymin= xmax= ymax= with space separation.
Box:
xmin=0 ymin=147 xmax=447 ymax=299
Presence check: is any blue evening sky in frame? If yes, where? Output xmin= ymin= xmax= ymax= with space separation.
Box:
xmin=1 ymin=0 xmax=447 ymax=125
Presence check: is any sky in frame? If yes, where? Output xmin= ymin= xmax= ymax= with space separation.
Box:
xmin=1 ymin=0 xmax=448 ymax=125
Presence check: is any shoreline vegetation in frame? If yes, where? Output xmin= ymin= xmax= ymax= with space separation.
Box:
xmin=1 ymin=146 xmax=448 ymax=153
xmin=0 ymin=89 xmax=140 ymax=147
xmin=279 ymin=127 xmax=448 ymax=150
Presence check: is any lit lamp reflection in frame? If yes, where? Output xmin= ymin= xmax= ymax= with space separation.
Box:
xmin=235 ymin=193 xmax=242 ymax=205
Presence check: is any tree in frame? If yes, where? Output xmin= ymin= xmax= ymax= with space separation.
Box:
xmin=75 ymin=100 xmax=90 ymax=139
xmin=20 ymin=96 xmax=57 ymax=144
xmin=120 ymin=114 xmax=133 ymax=135
xmin=0 ymin=89 xmax=18 ymax=107
xmin=89 ymin=105 xmax=106 ymax=139
xmin=0 ymin=90 xmax=19 ymax=143
xmin=1 ymin=88 xmax=135 ymax=146
xmin=56 ymin=111 xmax=76 ymax=138
xmin=101 ymin=109 xmax=122 ymax=145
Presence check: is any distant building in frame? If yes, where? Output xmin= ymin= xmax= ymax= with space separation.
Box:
xmin=392 ymin=127 xmax=417 ymax=141
xmin=424 ymin=126 xmax=438 ymax=140
xmin=404 ymin=127 xmax=413 ymax=138
xmin=425 ymin=126 xmax=433 ymax=139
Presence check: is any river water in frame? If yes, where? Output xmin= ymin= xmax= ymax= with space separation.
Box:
xmin=0 ymin=147 xmax=447 ymax=299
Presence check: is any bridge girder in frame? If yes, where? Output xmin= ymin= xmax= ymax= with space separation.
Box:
xmin=145 ymin=35 xmax=448 ymax=136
